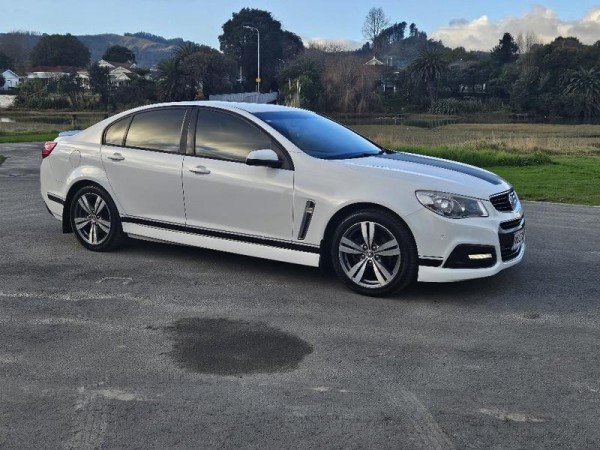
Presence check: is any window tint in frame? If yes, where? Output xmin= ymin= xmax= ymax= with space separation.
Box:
xmin=253 ymin=111 xmax=382 ymax=160
xmin=104 ymin=117 xmax=130 ymax=146
xmin=195 ymin=109 xmax=273 ymax=162
xmin=125 ymin=108 xmax=186 ymax=153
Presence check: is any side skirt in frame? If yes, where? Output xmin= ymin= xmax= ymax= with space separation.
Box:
xmin=121 ymin=222 xmax=321 ymax=268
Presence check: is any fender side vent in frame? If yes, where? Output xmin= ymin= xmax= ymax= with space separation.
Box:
xmin=298 ymin=201 xmax=316 ymax=241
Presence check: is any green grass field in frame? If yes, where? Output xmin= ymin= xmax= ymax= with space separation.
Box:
xmin=354 ymin=123 xmax=600 ymax=206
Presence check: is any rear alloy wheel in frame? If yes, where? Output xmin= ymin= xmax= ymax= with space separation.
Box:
xmin=331 ymin=210 xmax=418 ymax=296
xmin=70 ymin=185 xmax=123 ymax=251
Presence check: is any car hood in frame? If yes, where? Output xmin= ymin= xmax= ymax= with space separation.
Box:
xmin=342 ymin=151 xmax=510 ymax=197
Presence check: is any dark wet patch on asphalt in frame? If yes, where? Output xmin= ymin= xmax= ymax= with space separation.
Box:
xmin=164 ymin=318 xmax=313 ymax=375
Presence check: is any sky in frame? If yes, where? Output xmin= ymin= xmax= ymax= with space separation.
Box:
xmin=1 ymin=0 xmax=600 ymax=51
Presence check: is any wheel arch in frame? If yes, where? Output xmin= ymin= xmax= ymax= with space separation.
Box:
xmin=62 ymin=179 xmax=116 ymax=233
xmin=319 ymin=202 xmax=417 ymax=271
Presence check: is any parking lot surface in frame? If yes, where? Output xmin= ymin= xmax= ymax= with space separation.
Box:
xmin=1 ymin=143 xmax=599 ymax=449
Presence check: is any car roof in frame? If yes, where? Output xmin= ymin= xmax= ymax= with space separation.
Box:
xmin=136 ymin=101 xmax=307 ymax=114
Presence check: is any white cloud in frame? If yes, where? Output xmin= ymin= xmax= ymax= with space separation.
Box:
xmin=431 ymin=5 xmax=600 ymax=50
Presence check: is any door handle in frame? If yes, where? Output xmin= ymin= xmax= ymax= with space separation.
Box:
xmin=107 ymin=153 xmax=125 ymax=161
xmin=189 ymin=165 xmax=211 ymax=175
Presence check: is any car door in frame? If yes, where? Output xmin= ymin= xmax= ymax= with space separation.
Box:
xmin=101 ymin=107 xmax=188 ymax=224
xmin=182 ymin=107 xmax=294 ymax=241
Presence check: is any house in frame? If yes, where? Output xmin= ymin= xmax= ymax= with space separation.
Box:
xmin=97 ymin=60 xmax=136 ymax=86
xmin=1 ymin=69 xmax=22 ymax=89
xmin=364 ymin=56 xmax=385 ymax=66
xmin=28 ymin=66 xmax=82 ymax=82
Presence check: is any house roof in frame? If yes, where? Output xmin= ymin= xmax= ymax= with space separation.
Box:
xmin=364 ymin=56 xmax=385 ymax=66
xmin=29 ymin=66 xmax=83 ymax=73
xmin=2 ymin=69 xmax=20 ymax=78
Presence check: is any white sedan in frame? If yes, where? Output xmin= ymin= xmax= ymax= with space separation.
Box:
xmin=41 ymin=101 xmax=525 ymax=296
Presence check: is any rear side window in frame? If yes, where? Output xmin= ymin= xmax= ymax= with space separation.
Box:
xmin=104 ymin=117 xmax=131 ymax=146
xmin=124 ymin=108 xmax=187 ymax=153
xmin=195 ymin=109 xmax=274 ymax=162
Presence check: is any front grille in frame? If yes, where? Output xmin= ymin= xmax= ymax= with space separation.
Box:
xmin=490 ymin=190 xmax=514 ymax=212
xmin=500 ymin=217 xmax=524 ymax=231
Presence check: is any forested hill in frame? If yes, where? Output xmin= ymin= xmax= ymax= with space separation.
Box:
xmin=0 ymin=32 xmax=182 ymax=68
xmin=77 ymin=33 xmax=180 ymax=67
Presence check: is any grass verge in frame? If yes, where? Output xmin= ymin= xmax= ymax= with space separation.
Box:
xmin=391 ymin=145 xmax=553 ymax=167
xmin=486 ymin=156 xmax=600 ymax=206
xmin=0 ymin=132 xmax=58 ymax=143
xmin=395 ymin=147 xmax=599 ymax=205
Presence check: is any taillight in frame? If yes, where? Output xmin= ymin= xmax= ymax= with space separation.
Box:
xmin=42 ymin=141 xmax=57 ymax=159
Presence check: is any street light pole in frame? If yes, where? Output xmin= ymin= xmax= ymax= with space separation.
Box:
xmin=243 ymin=25 xmax=260 ymax=93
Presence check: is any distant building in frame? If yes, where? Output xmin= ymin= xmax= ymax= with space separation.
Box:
xmin=28 ymin=66 xmax=82 ymax=81
xmin=97 ymin=60 xmax=136 ymax=86
xmin=1 ymin=69 xmax=21 ymax=89
xmin=364 ymin=56 xmax=385 ymax=66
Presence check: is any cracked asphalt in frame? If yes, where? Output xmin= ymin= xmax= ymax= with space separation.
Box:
xmin=1 ymin=143 xmax=599 ymax=449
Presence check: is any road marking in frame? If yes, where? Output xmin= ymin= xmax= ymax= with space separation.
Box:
xmin=479 ymin=407 xmax=545 ymax=423
xmin=96 ymin=277 xmax=133 ymax=285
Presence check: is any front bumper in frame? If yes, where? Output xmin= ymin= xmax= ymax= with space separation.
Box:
xmin=405 ymin=205 xmax=525 ymax=283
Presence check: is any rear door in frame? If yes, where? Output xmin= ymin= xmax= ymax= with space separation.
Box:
xmin=101 ymin=107 xmax=189 ymax=224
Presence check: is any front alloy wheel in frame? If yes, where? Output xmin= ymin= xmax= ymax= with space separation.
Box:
xmin=331 ymin=210 xmax=418 ymax=296
xmin=70 ymin=185 xmax=123 ymax=251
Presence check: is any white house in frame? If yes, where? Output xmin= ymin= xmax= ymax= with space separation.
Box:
xmin=1 ymin=69 xmax=21 ymax=89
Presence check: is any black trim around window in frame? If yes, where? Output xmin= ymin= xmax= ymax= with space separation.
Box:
xmin=121 ymin=216 xmax=320 ymax=254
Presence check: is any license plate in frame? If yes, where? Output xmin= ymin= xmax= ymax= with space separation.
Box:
xmin=512 ymin=228 xmax=525 ymax=249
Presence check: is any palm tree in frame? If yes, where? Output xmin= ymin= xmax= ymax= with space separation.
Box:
xmin=156 ymin=57 xmax=184 ymax=101
xmin=174 ymin=41 xmax=201 ymax=62
xmin=409 ymin=48 xmax=448 ymax=105
xmin=563 ymin=67 xmax=600 ymax=120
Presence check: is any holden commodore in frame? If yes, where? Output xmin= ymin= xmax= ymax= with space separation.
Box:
xmin=40 ymin=102 xmax=525 ymax=296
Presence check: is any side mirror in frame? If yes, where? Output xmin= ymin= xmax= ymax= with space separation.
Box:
xmin=245 ymin=149 xmax=282 ymax=168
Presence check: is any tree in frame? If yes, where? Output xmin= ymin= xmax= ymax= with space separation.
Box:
xmin=88 ymin=63 xmax=112 ymax=110
xmin=563 ymin=67 xmax=600 ymax=119
xmin=409 ymin=48 xmax=448 ymax=104
xmin=57 ymin=74 xmax=84 ymax=109
xmin=0 ymin=74 xmax=5 ymax=89
xmin=219 ymin=8 xmax=303 ymax=92
xmin=491 ymin=33 xmax=519 ymax=65
xmin=156 ymin=57 xmax=186 ymax=101
xmin=102 ymin=45 xmax=136 ymax=63
xmin=362 ymin=7 xmax=389 ymax=46
xmin=0 ymin=52 xmax=13 ymax=70
xmin=178 ymin=46 xmax=236 ymax=98
xmin=0 ymin=32 xmax=30 ymax=68
xmin=30 ymin=34 xmax=90 ymax=67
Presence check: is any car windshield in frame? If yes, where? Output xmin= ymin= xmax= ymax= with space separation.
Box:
xmin=253 ymin=110 xmax=383 ymax=160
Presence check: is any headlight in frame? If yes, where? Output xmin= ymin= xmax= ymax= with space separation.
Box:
xmin=416 ymin=190 xmax=489 ymax=219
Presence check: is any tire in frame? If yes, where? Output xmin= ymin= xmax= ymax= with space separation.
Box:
xmin=330 ymin=209 xmax=418 ymax=296
xmin=69 ymin=185 xmax=123 ymax=252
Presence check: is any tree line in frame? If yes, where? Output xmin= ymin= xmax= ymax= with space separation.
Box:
xmin=1 ymin=6 xmax=600 ymax=120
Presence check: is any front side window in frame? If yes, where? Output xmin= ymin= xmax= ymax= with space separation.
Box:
xmin=195 ymin=109 xmax=274 ymax=163
xmin=124 ymin=108 xmax=187 ymax=153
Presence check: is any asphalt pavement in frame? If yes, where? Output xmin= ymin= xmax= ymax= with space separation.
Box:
xmin=1 ymin=142 xmax=599 ymax=449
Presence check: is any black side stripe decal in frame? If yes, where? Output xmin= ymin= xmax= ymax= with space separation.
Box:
xmin=121 ymin=217 xmax=321 ymax=254
xmin=47 ymin=193 xmax=65 ymax=205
